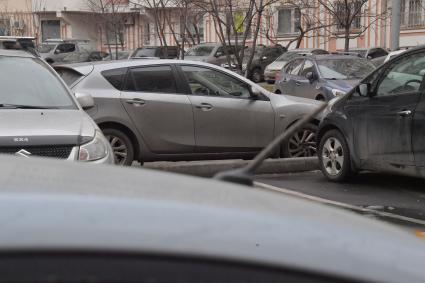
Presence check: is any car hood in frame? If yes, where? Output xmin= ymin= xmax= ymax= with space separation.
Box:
xmin=266 ymin=60 xmax=286 ymax=71
xmin=325 ymin=79 xmax=360 ymax=93
xmin=0 ymin=110 xmax=96 ymax=146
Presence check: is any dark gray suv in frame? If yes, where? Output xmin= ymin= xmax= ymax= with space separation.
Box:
xmin=275 ymin=55 xmax=376 ymax=101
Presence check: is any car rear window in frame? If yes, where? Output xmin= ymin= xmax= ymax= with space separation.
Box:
xmin=101 ymin=68 xmax=128 ymax=90
xmin=55 ymin=68 xmax=84 ymax=86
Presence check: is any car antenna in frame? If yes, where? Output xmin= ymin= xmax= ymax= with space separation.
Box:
xmin=214 ymin=102 xmax=329 ymax=186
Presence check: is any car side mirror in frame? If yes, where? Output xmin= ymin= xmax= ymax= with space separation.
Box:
xmin=250 ymin=86 xmax=262 ymax=99
xmin=75 ymin=92 xmax=95 ymax=110
xmin=305 ymin=72 xmax=316 ymax=83
xmin=358 ymin=83 xmax=370 ymax=97
xmin=54 ymin=49 xmax=61 ymax=54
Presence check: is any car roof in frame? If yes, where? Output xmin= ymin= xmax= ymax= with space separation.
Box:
xmin=287 ymin=48 xmax=325 ymax=52
xmin=57 ymin=59 xmax=239 ymax=74
xmin=0 ymin=49 xmax=35 ymax=58
xmin=1 ymin=156 xmax=425 ymax=283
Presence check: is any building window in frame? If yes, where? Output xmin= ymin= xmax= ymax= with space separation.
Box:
xmin=226 ymin=11 xmax=251 ymax=38
xmin=401 ymin=0 xmax=425 ymax=28
xmin=277 ymin=8 xmax=300 ymax=35
xmin=335 ymin=1 xmax=362 ymax=30
xmin=0 ymin=18 xmax=10 ymax=36
xmin=144 ymin=23 xmax=150 ymax=45
xmin=105 ymin=23 xmax=124 ymax=46
xmin=185 ymin=15 xmax=204 ymax=43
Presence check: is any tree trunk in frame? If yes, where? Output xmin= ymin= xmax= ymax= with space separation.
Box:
xmin=344 ymin=27 xmax=350 ymax=51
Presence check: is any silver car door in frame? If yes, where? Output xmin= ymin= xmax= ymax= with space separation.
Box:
xmin=120 ymin=65 xmax=195 ymax=154
xmin=179 ymin=65 xmax=274 ymax=153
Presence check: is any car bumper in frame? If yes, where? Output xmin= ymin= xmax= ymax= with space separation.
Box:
xmin=67 ymin=146 xmax=115 ymax=165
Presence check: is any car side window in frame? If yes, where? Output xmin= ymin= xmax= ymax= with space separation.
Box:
xmin=376 ymin=52 xmax=425 ymax=97
xmin=283 ymin=61 xmax=294 ymax=74
xmin=126 ymin=65 xmax=177 ymax=94
xmin=290 ymin=59 xmax=304 ymax=76
xmin=181 ymin=65 xmax=251 ymax=98
xmin=56 ymin=43 xmax=75 ymax=53
xmin=300 ymin=60 xmax=315 ymax=76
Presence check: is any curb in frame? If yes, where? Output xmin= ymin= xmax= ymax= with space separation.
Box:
xmin=145 ymin=157 xmax=319 ymax=177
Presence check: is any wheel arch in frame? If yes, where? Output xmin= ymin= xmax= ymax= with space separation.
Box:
xmin=98 ymin=121 xmax=141 ymax=162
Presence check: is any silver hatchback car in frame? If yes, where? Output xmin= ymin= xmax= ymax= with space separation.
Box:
xmin=56 ymin=60 xmax=322 ymax=165
xmin=0 ymin=50 xmax=114 ymax=164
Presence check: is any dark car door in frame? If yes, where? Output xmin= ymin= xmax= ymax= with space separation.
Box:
xmin=280 ymin=59 xmax=304 ymax=96
xmin=296 ymin=59 xmax=319 ymax=100
xmin=349 ymin=52 xmax=425 ymax=168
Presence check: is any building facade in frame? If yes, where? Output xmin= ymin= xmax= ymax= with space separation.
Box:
xmin=0 ymin=0 xmax=424 ymax=51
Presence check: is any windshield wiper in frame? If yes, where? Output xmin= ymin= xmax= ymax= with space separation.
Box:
xmin=0 ymin=104 xmax=57 ymax=109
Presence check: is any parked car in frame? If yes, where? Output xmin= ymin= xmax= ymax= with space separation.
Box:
xmin=57 ymin=50 xmax=110 ymax=65
xmin=184 ymin=43 xmax=244 ymax=66
xmin=349 ymin=47 xmax=389 ymax=59
xmin=0 ymin=36 xmax=37 ymax=51
xmin=2 ymin=154 xmax=425 ymax=283
xmin=103 ymin=50 xmax=133 ymax=61
xmin=275 ymin=55 xmax=376 ymax=101
xmin=264 ymin=48 xmax=328 ymax=84
xmin=317 ymin=46 xmax=425 ymax=181
xmin=38 ymin=39 xmax=93 ymax=64
xmin=130 ymin=46 xmax=179 ymax=59
xmin=228 ymin=45 xmax=286 ymax=83
xmin=0 ymin=49 xmax=114 ymax=164
xmin=55 ymin=60 xmax=322 ymax=165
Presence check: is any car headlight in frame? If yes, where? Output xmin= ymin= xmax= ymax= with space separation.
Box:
xmin=79 ymin=130 xmax=109 ymax=162
xmin=331 ymin=89 xmax=346 ymax=96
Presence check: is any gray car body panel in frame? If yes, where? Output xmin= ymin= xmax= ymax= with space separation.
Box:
xmin=59 ymin=60 xmax=321 ymax=162
xmin=1 ymin=156 xmax=425 ymax=283
xmin=0 ymin=50 xmax=113 ymax=164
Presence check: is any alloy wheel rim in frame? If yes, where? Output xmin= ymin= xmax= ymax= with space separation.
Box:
xmin=322 ymin=137 xmax=344 ymax=176
xmin=106 ymin=135 xmax=128 ymax=165
xmin=288 ymin=129 xmax=317 ymax=157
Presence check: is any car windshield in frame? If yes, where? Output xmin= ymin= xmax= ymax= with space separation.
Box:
xmin=38 ymin=43 xmax=55 ymax=53
xmin=134 ymin=48 xmax=157 ymax=57
xmin=186 ymin=46 xmax=215 ymax=56
xmin=0 ymin=56 xmax=76 ymax=109
xmin=317 ymin=58 xmax=376 ymax=79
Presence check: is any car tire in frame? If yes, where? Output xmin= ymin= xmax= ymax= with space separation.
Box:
xmin=318 ymin=130 xmax=351 ymax=182
xmin=102 ymin=128 xmax=135 ymax=166
xmin=281 ymin=123 xmax=318 ymax=158
xmin=275 ymin=89 xmax=282 ymax=94
xmin=251 ymin=68 xmax=263 ymax=83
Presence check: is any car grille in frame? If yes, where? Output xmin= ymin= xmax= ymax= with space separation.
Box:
xmin=0 ymin=145 xmax=74 ymax=159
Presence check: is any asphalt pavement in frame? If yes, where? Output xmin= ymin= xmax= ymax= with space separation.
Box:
xmin=256 ymin=171 xmax=425 ymax=231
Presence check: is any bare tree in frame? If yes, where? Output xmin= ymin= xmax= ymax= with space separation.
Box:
xmin=86 ymin=0 xmax=128 ymax=59
xmin=317 ymin=0 xmax=387 ymax=51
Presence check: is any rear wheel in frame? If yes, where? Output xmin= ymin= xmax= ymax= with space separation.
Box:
xmin=318 ymin=130 xmax=351 ymax=182
xmin=282 ymin=123 xmax=317 ymax=158
xmin=102 ymin=128 xmax=135 ymax=166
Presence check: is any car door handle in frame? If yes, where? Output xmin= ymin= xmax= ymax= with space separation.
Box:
xmin=397 ymin=110 xmax=412 ymax=117
xmin=196 ymin=103 xmax=213 ymax=111
xmin=126 ymin=98 xmax=146 ymax=106
xmin=295 ymin=81 xmax=301 ymax=86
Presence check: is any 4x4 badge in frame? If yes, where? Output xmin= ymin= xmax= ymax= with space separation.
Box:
xmin=15 ymin=149 xmax=32 ymax=158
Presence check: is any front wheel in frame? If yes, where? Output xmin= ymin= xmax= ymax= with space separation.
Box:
xmin=318 ymin=130 xmax=351 ymax=182
xmin=282 ymin=124 xmax=317 ymax=158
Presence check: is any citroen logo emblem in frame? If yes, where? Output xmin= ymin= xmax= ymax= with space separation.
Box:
xmin=15 ymin=149 xmax=32 ymax=158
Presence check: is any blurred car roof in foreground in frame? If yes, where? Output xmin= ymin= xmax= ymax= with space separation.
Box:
xmin=1 ymin=156 xmax=425 ymax=282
